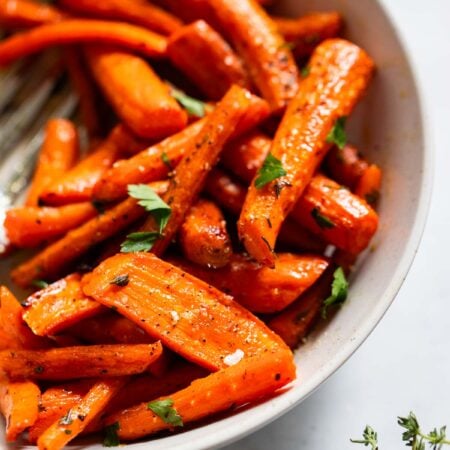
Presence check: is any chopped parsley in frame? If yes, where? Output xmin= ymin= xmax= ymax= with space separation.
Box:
xmin=301 ymin=66 xmax=310 ymax=78
xmin=311 ymin=208 xmax=335 ymax=229
xmin=171 ymin=88 xmax=206 ymax=118
xmin=321 ymin=267 xmax=349 ymax=318
xmin=326 ymin=116 xmax=347 ymax=149
xmin=103 ymin=422 xmax=120 ymax=447
xmin=110 ymin=274 xmax=129 ymax=287
xmin=32 ymin=279 xmax=49 ymax=289
xmin=120 ymin=232 xmax=161 ymax=253
xmin=254 ymin=153 xmax=287 ymax=189
xmin=148 ymin=399 xmax=183 ymax=427
xmin=161 ymin=151 xmax=173 ymax=171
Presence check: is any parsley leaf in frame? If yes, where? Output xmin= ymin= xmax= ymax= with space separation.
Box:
xmin=128 ymin=184 xmax=171 ymax=233
xmin=110 ymin=274 xmax=129 ymax=287
xmin=326 ymin=116 xmax=347 ymax=149
xmin=321 ymin=267 xmax=349 ymax=318
xmin=311 ymin=207 xmax=335 ymax=229
xmin=350 ymin=425 xmax=379 ymax=450
xmin=171 ymin=88 xmax=206 ymax=118
xmin=148 ymin=399 xmax=183 ymax=427
xmin=161 ymin=151 xmax=173 ymax=171
xmin=254 ymin=153 xmax=287 ymax=189
xmin=121 ymin=232 xmax=161 ymax=253
xmin=301 ymin=66 xmax=310 ymax=77
xmin=32 ymin=279 xmax=49 ymax=289
xmin=103 ymin=422 xmax=120 ymax=447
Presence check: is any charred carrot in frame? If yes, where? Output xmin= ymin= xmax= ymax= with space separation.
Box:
xmin=59 ymin=0 xmax=182 ymax=36
xmin=355 ymin=164 xmax=382 ymax=206
xmin=167 ymin=20 xmax=250 ymax=100
xmin=179 ymin=199 xmax=232 ymax=268
xmin=238 ymin=39 xmax=375 ymax=266
xmin=26 ymin=119 xmax=79 ymax=207
xmin=82 ymin=252 xmax=289 ymax=371
xmin=208 ymin=0 xmax=299 ymax=112
xmin=0 ymin=19 xmax=167 ymax=66
xmin=0 ymin=0 xmax=64 ymax=29
xmin=0 ymin=343 xmax=162 ymax=380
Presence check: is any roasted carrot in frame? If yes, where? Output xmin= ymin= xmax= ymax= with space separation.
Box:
xmin=172 ymin=253 xmax=328 ymax=313
xmin=277 ymin=218 xmax=327 ymax=253
xmin=274 ymin=12 xmax=343 ymax=58
xmin=82 ymin=252 xmax=289 ymax=371
xmin=0 ymin=379 xmax=40 ymax=442
xmin=106 ymin=348 xmax=295 ymax=440
xmin=5 ymin=203 xmax=98 ymax=248
xmin=179 ymin=199 xmax=232 ymax=268
xmin=0 ymin=0 xmax=64 ymax=29
xmin=59 ymin=0 xmax=182 ymax=36
xmin=208 ymin=0 xmax=299 ymax=112
xmin=22 ymin=274 xmax=105 ymax=336
xmin=0 ymin=19 xmax=167 ymax=66
xmin=355 ymin=164 xmax=382 ymax=206
xmin=25 ymin=119 xmax=79 ymax=207
xmin=238 ymin=39 xmax=375 ymax=266
xmin=167 ymin=20 xmax=250 ymax=100
xmin=0 ymin=343 xmax=162 ymax=380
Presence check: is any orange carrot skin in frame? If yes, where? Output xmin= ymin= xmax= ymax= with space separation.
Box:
xmin=355 ymin=164 xmax=382 ymax=206
xmin=180 ymin=199 xmax=232 ymax=268
xmin=167 ymin=20 xmax=250 ymax=100
xmin=0 ymin=343 xmax=162 ymax=380
xmin=86 ymin=46 xmax=187 ymax=140
xmin=82 ymin=252 xmax=289 ymax=372
xmin=26 ymin=119 xmax=79 ymax=207
xmin=0 ymin=379 xmax=40 ymax=442
xmin=208 ymin=0 xmax=299 ymax=112
xmin=59 ymin=0 xmax=182 ymax=36
xmin=22 ymin=274 xmax=105 ymax=336
xmin=0 ymin=19 xmax=167 ymax=66
xmin=107 ymin=349 xmax=296 ymax=440
xmin=171 ymin=253 xmax=329 ymax=313
xmin=238 ymin=39 xmax=375 ymax=266
xmin=0 ymin=0 xmax=64 ymax=29
xmin=5 ymin=203 xmax=98 ymax=248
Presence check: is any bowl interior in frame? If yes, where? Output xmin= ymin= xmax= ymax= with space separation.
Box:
xmin=2 ymin=0 xmax=430 ymax=449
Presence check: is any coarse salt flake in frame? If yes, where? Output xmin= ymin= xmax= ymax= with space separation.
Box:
xmin=170 ymin=311 xmax=180 ymax=323
xmin=223 ymin=349 xmax=245 ymax=366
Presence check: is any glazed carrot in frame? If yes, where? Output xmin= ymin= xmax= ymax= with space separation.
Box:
xmin=26 ymin=119 xmax=79 ymax=207
xmin=238 ymin=39 xmax=375 ymax=266
xmin=0 ymin=0 xmax=64 ymax=29
xmin=274 ymin=12 xmax=343 ymax=58
xmin=208 ymin=0 xmax=299 ymax=112
xmin=85 ymin=46 xmax=187 ymax=140
xmin=82 ymin=252 xmax=289 ymax=371
xmin=93 ymin=92 xmax=269 ymax=202
xmin=0 ymin=379 xmax=40 ymax=442
xmin=106 ymin=349 xmax=295 ymax=440
xmin=0 ymin=343 xmax=162 ymax=380
xmin=0 ymin=19 xmax=167 ymax=66
xmin=142 ymin=85 xmax=254 ymax=255
xmin=167 ymin=20 xmax=250 ymax=100
xmin=5 ymin=203 xmax=98 ymax=248
xmin=37 ymin=377 xmax=126 ymax=450
xmin=355 ymin=164 xmax=382 ymax=206
xmin=179 ymin=199 xmax=232 ymax=268
xmin=59 ymin=0 xmax=182 ymax=36
xmin=11 ymin=181 xmax=169 ymax=288
xmin=22 ymin=274 xmax=105 ymax=336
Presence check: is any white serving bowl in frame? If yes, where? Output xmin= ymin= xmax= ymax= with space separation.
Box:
xmin=1 ymin=0 xmax=432 ymax=449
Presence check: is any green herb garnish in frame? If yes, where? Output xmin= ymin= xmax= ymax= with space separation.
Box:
xmin=161 ymin=151 xmax=173 ymax=171
xmin=350 ymin=425 xmax=379 ymax=449
xmin=301 ymin=66 xmax=310 ymax=77
xmin=321 ymin=267 xmax=348 ymax=318
xmin=32 ymin=279 xmax=49 ymax=289
xmin=326 ymin=116 xmax=347 ymax=149
xmin=311 ymin=208 xmax=335 ymax=229
xmin=254 ymin=153 xmax=287 ymax=189
xmin=120 ymin=232 xmax=161 ymax=253
xmin=148 ymin=399 xmax=183 ymax=427
xmin=103 ymin=422 xmax=120 ymax=447
xmin=171 ymin=88 xmax=206 ymax=118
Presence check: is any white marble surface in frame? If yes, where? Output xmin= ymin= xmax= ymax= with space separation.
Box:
xmin=225 ymin=1 xmax=450 ymax=448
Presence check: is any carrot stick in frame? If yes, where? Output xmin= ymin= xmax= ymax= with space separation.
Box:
xmin=167 ymin=20 xmax=250 ymax=100
xmin=82 ymin=252 xmax=289 ymax=371
xmin=208 ymin=0 xmax=299 ymax=112
xmin=85 ymin=46 xmax=187 ymax=140
xmin=179 ymin=199 xmax=232 ymax=268
xmin=0 ymin=0 xmax=64 ymax=29
xmin=26 ymin=119 xmax=79 ymax=207
xmin=0 ymin=19 xmax=167 ymax=66
xmin=5 ymin=203 xmax=98 ymax=248
xmin=0 ymin=379 xmax=40 ymax=442
xmin=37 ymin=377 xmax=126 ymax=450
xmin=106 ymin=349 xmax=295 ymax=440
xmin=238 ymin=39 xmax=375 ymax=266
xmin=0 ymin=343 xmax=162 ymax=380
xmin=59 ymin=0 xmax=182 ymax=36
xmin=355 ymin=164 xmax=382 ymax=206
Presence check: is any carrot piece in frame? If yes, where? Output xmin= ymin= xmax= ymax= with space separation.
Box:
xmin=82 ymin=252 xmax=289 ymax=371
xmin=59 ymin=0 xmax=182 ymax=36
xmin=37 ymin=377 xmax=126 ymax=450
xmin=25 ymin=119 xmax=79 ymax=207
xmin=0 ymin=0 xmax=64 ymax=29
xmin=0 ymin=343 xmax=162 ymax=380
xmin=167 ymin=20 xmax=250 ymax=100
xmin=208 ymin=0 xmax=299 ymax=112
xmin=0 ymin=19 xmax=167 ymax=66
xmin=274 ymin=12 xmax=343 ymax=58
xmin=171 ymin=253 xmax=328 ymax=313
xmin=179 ymin=199 xmax=232 ymax=268
xmin=5 ymin=203 xmax=98 ymax=248
xmin=106 ymin=349 xmax=296 ymax=440
xmin=0 ymin=379 xmax=40 ymax=442
xmin=277 ymin=219 xmax=327 ymax=253
xmin=355 ymin=164 xmax=382 ymax=206
xmin=238 ymin=39 xmax=375 ymax=266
